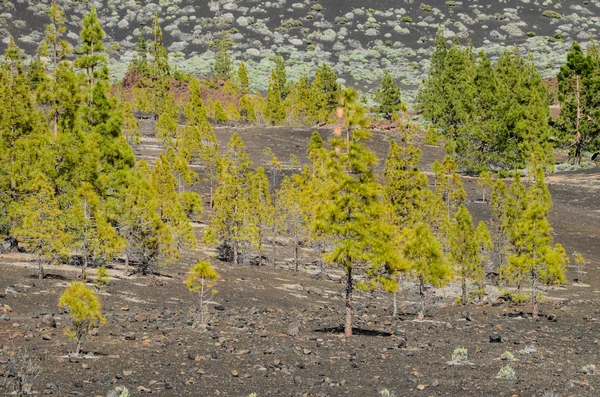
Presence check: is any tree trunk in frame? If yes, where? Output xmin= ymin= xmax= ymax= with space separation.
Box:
xmin=38 ymin=254 xmax=43 ymax=280
xmin=461 ymin=275 xmax=467 ymax=305
xmin=124 ymin=254 xmax=129 ymax=277
xmin=233 ymin=240 xmax=238 ymax=265
xmin=392 ymin=290 xmax=398 ymax=317
xmin=574 ymin=75 xmax=582 ymax=166
xmin=294 ymin=236 xmax=299 ymax=272
xmin=532 ymin=276 xmax=539 ymax=320
xmin=345 ymin=267 xmax=353 ymax=336
xmin=418 ymin=277 xmax=425 ymax=321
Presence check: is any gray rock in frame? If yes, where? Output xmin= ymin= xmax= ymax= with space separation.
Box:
xmin=287 ymin=320 xmax=301 ymax=337
xmin=41 ymin=314 xmax=56 ymax=328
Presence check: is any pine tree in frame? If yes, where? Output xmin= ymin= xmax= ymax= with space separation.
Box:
xmin=504 ymin=169 xmax=566 ymax=319
xmin=66 ymin=183 xmax=126 ymax=279
xmin=58 ymin=282 xmax=105 ymax=356
xmin=148 ymin=15 xmax=171 ymax=117
xmin=239 ymin=95 xmax=257 ymax=123
xmin=156 ymin=94 xmax=179 ymax=148
xmin=374 ymin=70 xmax=403 ymax=120
xmin=105 ymin=166 xmax=176 ymax=275
xmin=122 ymin=101 xmax=141 ymax=145
xmin=274 ymin=56 xmax=288 ymax=99
xmin=475 ymin=220 xmax=493 ymax=298
xmin=264 ymin=70 xmax=286 ymax=125
xmin=275 ymin=175 xmax=307 ymax=271
xmin=204 ymin=134 xmax=256 ymax=265
xmin=315 ymin=100 xmax=405 ymax=335
xmin=237 ymin=60 xmax=250 ymax=90
xmin=213 ymin=100 xmax=228 ymax=124
xmin=450 ymin=205 xmax=482 ymax=304
xmin=555 ymin=41 xmax=600 ymax=165
xmin=132 ymin=30 xmax=148 ymax=75
xmin=151 ymin=155 xmax=197 ymax=253
xmin=477 ymin=171 xmax=493 ymax=202
xmin=185 ymin=261 xmax=219 ymax=326
xmin=10 ymin=174 xmax=69 ymax=279
xmin=309 ymin=63 xmax=340 ymax=122
xmin=0 ymin=42 xmax=51 ymax=234
xmin=248 ymin=167 xmax=273 ymax=267
xmin=402 ymin=223 xmax=453 ymax=320
xmin=74 ymin=6 xmax=107 ymax=93
xmin=383 ymin=131 xmax=429 ymax=228
xmin=212 ymin=37 xmax=232 ymax=79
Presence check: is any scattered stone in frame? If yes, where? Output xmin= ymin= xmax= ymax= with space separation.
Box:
xmin=231 ymin=370 xmax=239 ymax=377
xmin=287 ymin=320 xmax=301 ymax=337
xmin=137 ymin=386 xmax=151 ymax=393
xmin=490 ymin=334 xmax=502 ymax=343
xmin=547 ymin=313 xmax=557 ymax=322
xmin=41 ymin=314 xmax=56 ymax=328
xmin=416 ymin=384 xmax=426 ymax=390
xmin=42 ymin=334 xmax=51 ymax=341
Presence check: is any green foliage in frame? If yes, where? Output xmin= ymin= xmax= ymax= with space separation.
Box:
xmin=276 ymin=175 xmax=306 ymax=271
xmin=96 ymin=265 xmax=110 ymax=287
xmin=213 ymin=100 xmax=228 ymax=124
xmin=239 ymin=96 xmax=257 ymax=122
xmin=264 ymin=70 xmax=286 ymax=125
xmin=58 ymin=281 xmax=106 ymax=356
xmin=574 ymin=252 xmax=586 ymax=282
xmin=542 ymin=10 xmax=561 ymax=19
xmin=205 ymin=134 xmax=257 ymax=264
xmin=496 ymin=365 xmax=517 ymax=380
xmin=418 ymin=33 xmax=553 ymax=172
xmin=424 ymin=124 xmax=439 ymax=146
xmin=248 ymin=167 xmax=273 ymax=266
xmin=309 ymin=63 xmax=340 ymax=123
xmin=402 ymin=223 xmax=453 ymax=320
xmin=185 ymin=260 xmax=219 ymax=325
xmin=212 ymin=37 xmax=232 ymax=79
xmin=237 ymin=61 xmax=250 ymax=90
xmin=66 ymin=183 xmax=126 ymax=279
xmin=274 ymin=56 xmax=288 ymax=99
xmin=374 ymin=70 xmax=403 ymax=120
xmin=156 ymin=95 xmax=179 ymax=148
xmin=315 ymin=101 xmax=405 ymax=335
xmin=501 ymin=168 xmax=567 ymax=318
xmin=450 ymin=205 xmax=483 ymax=304
xmin=10 ymin=174 xmax=69 ymax=279
xmin=74 ymin=6 xmax=107 ymax=91
xmin=451 ymin=347 xmax=468 ymax=363
xmin=554 ymin=41 xmax=600 ymax=165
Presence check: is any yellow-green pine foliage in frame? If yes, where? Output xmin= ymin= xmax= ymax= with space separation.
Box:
xmin=424 ymin=124 xmax=439 ymax=146
xmin=40 ymin=0 xmax=71 ymax=72
xmin=402 ymin=223 xmax=453 ymax=320
xmin=276 ymin=175 xmax=306 ymax=271
xmin=504 ymin=168 xmax=566 ymax=318
xmin=179 ymin=191 xmax=204 ymax=221
xmin=96 ymin=265 xmax=110 ymax=286
xmin=248 ymin=167 xmax=273 ymax=266
xmin=74 ymin=6 xmax=107 ymax=91
xmin=374 ymin=69 xmax=403 ymax=120
xmin=67 ymin=183 xmax=126 ymax=279
xmin=225 ymin=102 xmax=241 ymax=121
xmin=237 ymin=60 xmax=249 ymax=90
xmin=475 ymin=220 xmax=493 ymax=285
xmin=213 ymin=100 xmax=228 ymax=124
xmin=156 ymin=94 xmax=179 ymax=148
xmin=58 ymin=281 xmax=106 ymax=356
xmin=450 ymin=205 xmax=482 ymax=304
xmin=105 ymin=165 xmax=176 ymax=274
xmin=264 ymin=70 xmax=286 ymax=125
xmin=309 ymin=63 xmax=340 ymax=123
xmin=148 ymin=14 xmax=171 ymax=116
xmin=205 ymin=134 xmax=257 ymax=264
xmin=10 ymin=174 xmax=69 ymax=279
xmin=383 ymin=131 xmax=430 ymax=228
xmin=0 ymin=42 xmax=52 ymax=234
xmin=185 ymin=260 xmax=219 ymax=325
xmin=239 ymin=96 xmax=257 ymax=123
xmin=315 ymin=100 xmax=406 ymax=335
xmin=574 ymin=252 xmax=586 ymax=282
xmin=477 ymin=171 xmax=494 ymax=202
xmin=151 ymin=155 xmax=197 ymax=252
xmin=122 ymin=101 xmax=141 ymax=145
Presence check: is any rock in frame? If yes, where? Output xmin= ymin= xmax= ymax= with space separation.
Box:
xmin=42 ymin=334 xmax=52 ymax=341
xmin=214 ymin=305 xmax=226 ymax=311
xmin=465 ymin=312 xmax=473 ymax=321
xmin=294 ymin=376 xmax=302 ymax=385
xmin=231 ymin=370 xmax=239 ymax=377
xmin=41 ymin=314 xmax=56 ymax=328
xmin=287 ymin=320 xmax=301 ymax=337
xmin=305 ymin=286 xmax=325 ymax=296
xmin=547 ymin=313 xmax=557 ymax=322
xmin=489 ymin=334 xmax=502 ymax=343
xmin=137 ymin=386 xmax=151 ymax=393
xmin=416 ymin=384 xmax=426 ymax=390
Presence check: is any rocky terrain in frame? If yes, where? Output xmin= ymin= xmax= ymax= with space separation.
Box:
xmin=2 ymin=0 xmax=600 ymax=101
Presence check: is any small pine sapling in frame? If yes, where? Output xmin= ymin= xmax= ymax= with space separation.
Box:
xmin=96 ymin=266 xmax=110 ymax=287
xmin=424 ymin=124 xmax=439 ymax=146
xmin=185 ymin=261 xmax=219 ymax=326
xmin=574 ymin=252 xmax=586 ymax=283
xmin=58 ymin=282 xmax=105 ymax=356
xmin=477 ymin=171 xmax=493 ymax=202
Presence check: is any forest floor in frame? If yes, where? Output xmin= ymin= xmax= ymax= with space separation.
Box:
xmin=1 ymin=125 xmax=600 ymax=397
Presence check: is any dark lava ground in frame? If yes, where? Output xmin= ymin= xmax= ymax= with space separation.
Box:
xmin=1 ymin=125 xmax=600 ymax=396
